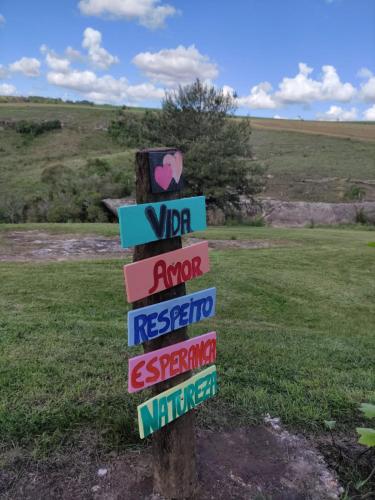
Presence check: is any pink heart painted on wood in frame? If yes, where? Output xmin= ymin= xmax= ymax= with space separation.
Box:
xmin=164 ymin=151 xmax=183 ymax=183
xmin=154 ymin=163 xmax=173 ymax=190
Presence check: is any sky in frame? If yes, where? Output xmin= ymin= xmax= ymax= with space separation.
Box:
xmin=0 ymin=0 xmax=374 ymax=120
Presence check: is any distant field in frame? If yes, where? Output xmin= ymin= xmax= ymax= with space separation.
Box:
xmin=250 ymin=117 xmax=375 ymax=142
xmin=1 ymin=103 xmax=375 ymax=206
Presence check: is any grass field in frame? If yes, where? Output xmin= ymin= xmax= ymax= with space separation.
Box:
xmin=1 ymin=103 xmax=375 ymax=208
xmin=1 ymin=224 xmax=374 ymax=465
xmin=250 ymin=117 xmax=375 ymax=143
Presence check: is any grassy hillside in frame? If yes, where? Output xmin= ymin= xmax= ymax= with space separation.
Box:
xmin=251 ymin=127 xmax=375 ymax=201
xmin=1 ymin=103 xmax=375 ymax=221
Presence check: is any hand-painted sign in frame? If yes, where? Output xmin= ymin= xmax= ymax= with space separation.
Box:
xmin=138 ymin=365 xmax=218 ymax=439
xmin=124 ymin=241 xmax=209 ymax=303
xmin=127 ymin=287 xmax=216 ymax=346
xmin=118 ymin=196 xmax=206 ymax=248
xmin=128 ymin=331 xmax=216 ymax=393
xmin=149 ymin=149 xmax=184 ymax=193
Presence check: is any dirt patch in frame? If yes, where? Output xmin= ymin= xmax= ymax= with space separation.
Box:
xmin=0 ymin=232 xmax=282 ymax=262
xmin=188 ymin=237 xmax=281 ymax=251
xmin=1 ymin=426 xmax=342 ymax=500
xmin=0 ymin=231 xmax=129 ymax=262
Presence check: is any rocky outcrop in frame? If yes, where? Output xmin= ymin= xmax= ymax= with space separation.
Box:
xmin=102 ymin=197 xmax=135 ymax=218
xmin=102 ymin=197 xmax=375 ymax=227
xmin=261 ymin=200 xmax=375 ymax=227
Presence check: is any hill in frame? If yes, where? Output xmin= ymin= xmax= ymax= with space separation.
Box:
xmin=0 ymin=102 xmax=374 ymax=222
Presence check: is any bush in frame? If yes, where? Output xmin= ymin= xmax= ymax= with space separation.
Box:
xmin=345 ymin=185 xmax=366 ymax=201
xmin=108 ymin=111 xmax=148 ymax=148
xmin=15 ymin=120 xmax=62 ymax=137
xmin=25 ymin=157 xmax=134 ymax=222
xmin=0 ymin=196 xmax=26 ymax=223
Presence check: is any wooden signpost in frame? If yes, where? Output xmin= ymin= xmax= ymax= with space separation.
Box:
xmin=138 ymin=365 xmax=218 ymax=439
xmin=118 ymin=148 xmax=218 ymax=498
xmin=128 ymin=331 xmax=217 ymax=392
xmin=127 ymin=287 xmax=216 ymax=346
xmin=123 ymin=241 xmax=210 ymax=302
xmin=118 ymin=196 xmax=206 ymax=247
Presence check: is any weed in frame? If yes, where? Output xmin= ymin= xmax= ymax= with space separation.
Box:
xmin=345 ymin=185 xmax=366 ymax=201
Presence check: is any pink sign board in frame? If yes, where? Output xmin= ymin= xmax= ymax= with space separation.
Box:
xmin=124 ymin=241 xmax=209 ymax=303
xmin=128 ymin=331 xmax=216 ymax=393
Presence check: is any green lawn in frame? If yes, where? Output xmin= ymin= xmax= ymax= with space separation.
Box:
xmin=0 ymin=225 xmax=374 ymax=461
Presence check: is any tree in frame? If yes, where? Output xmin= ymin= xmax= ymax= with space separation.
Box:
xmin=146 ymin=79 xmax=265 ymax=207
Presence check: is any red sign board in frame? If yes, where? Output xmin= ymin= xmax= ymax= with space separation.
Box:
xmin=124 ymin=241 xmax=209 ymax=303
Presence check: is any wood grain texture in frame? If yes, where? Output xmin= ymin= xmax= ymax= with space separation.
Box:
xmin=133 ymin=148 xmax=197 ymax=498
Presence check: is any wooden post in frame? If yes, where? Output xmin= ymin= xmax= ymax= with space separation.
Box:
xmin=132 ymin=148 xmax=197 ymax=498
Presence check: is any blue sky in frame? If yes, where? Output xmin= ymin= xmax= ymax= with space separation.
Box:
xmin=0 ymin=0 xmax=374 ymax=120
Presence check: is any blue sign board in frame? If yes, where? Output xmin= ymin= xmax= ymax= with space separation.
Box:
xmin=118 ymin=196 xmax=207 ymax=248
xmin=128 ymin=287 xmax=216 ymax=346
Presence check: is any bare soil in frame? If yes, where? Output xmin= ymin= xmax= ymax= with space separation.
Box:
xmin=0 ymin=232 xmax=282 ymax=262
xmin=0 ymin=426 xmax=343 ymax=500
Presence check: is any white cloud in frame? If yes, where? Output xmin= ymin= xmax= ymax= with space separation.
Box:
xmin=320 ymin=65 xmax=356 ymax=101
xmin=318 ymin=105 xmax=357 ymax=121
xmin=47 ymin=68 xmax=164 ymax=104
xmin=41 ymin=45 xmax=71 ymax=73
xmin=40 ymin=28 xmax=117 ymax=73
xmin=82 ymin=27 xmax=119 ymax=69
xmin=65 ymin=46 xmax=84 ymax=61
xmin=363 ymin=105 xmax=375 ymax=121
xmin=0 ymin=83 xmax=16 ymax=96
xmin=275 ymin=63 xmax=356 ymax=104
xmin=357 ymin=67 xmax=373 ymax=79
xmin=78 ymin=0 xmax=177 ymax=29
xmin=9 ymin=57 xmax=41 ymax=77
xmin=222 ymin=85 xmax=235 ymax=97
xmin=360 ymin=75 xmax=375 ymax=102
xmin=237 ymin=81 xmax=277 ymax=109
xmin=237 ymin=63 xmax=357 ymax=110
xmin=46 ymin=53 xmax=71 ymax=72
xmin=0 ymin=14 xmax=5 ymax=25
xmin=132 ymin=45 xmax=218 ymax=87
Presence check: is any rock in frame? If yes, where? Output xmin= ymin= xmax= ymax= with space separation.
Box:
xmin=262 ymin=200 xmax=375 ymax=227
xmin=102 ymin=198 xmax=135 ymax=218
xmin=206 ymin=205 xmax=225 ymax=225
xmin=97 ymin=468 xmax=108 ymax=477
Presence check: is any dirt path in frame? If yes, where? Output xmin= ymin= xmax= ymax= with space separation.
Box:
xmin=0 ymin=231 xmax=282 ymax=262
xmin=1 ymin=426 xmax=342 ymax=500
